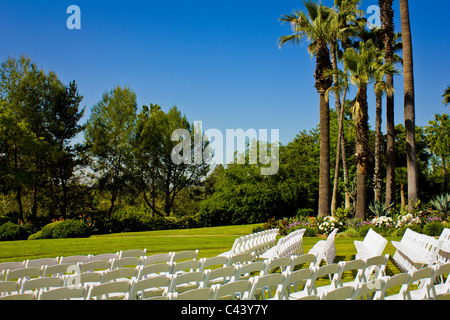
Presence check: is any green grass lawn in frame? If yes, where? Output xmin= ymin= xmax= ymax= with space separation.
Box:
xmin=0 ymin=223 xmax=403 ymax=278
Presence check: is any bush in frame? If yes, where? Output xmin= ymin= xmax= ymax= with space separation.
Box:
xmin=41 ymin=221 xmax=64 ymax=239
xmin=296 ymin=208 xmax=315 ymax=219
xmin=0 ymin=222 xmax=30 ymax=241
xmin=28 ymin=231 xmax=43 ymax=240
xmin=357 ymin=225 xmax=372 ymax=238
xmin=52 ymin=220 xmax=90 ymax=239
xmin=423 ymin=222 xmax=445 ymax=237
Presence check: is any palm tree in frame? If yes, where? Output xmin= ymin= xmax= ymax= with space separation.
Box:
xmin=443 ymin=86 xmax=450 ymax=108
xmin=341 ymin=40 xmax=386 ymax=220
xmin=399 ymin=0 xmax=419 ymax=208
xmin=279 ymin=0 xmax=333 ymax=217
xmin=327 ymin=0 xmax=364 ymax=213
xmin=379 ymin=0 xmax=396 ymax=209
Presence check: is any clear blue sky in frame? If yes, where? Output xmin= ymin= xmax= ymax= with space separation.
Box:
xmin=1 ymin=0 xmax=449 ymax=145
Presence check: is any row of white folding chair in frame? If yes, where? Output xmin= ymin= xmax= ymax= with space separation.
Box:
xmin=220 ymin=229 xmax=279 ymax=258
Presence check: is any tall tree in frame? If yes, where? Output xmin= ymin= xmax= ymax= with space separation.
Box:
xmin=379 ymin=0 xmax=397 ymax=209
xmin=399 ymin=0 xmax=419 ymax=207
xmin=342 ymin=40 xmax=392 ymax=220
xmin=279 ymin=0 xmax=333 ymax=217
xmin=84 ymin=85 xmax=137 ymax=217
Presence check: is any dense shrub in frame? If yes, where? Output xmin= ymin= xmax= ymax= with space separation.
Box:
xmin=28 ymin=231 xmax=43 ymax=240
xmin=41 ymin=221 xmax=64 ymax=239
xmin=0 ymin=222 xmax=30 ymax=241
xmin=52 ymin=220 xmax=90 ymax=239
xmin=423 ymin=222 xmax=445 ymax=237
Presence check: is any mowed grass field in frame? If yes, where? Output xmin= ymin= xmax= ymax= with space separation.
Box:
xmin=0 ymin=224 xmax=404 ymax=276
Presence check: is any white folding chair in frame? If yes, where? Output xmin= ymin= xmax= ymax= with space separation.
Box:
xmin=227 ymin=253 xmax=254 ymax=266
xmin=353 ymin=277 xmax=387 ymax=300
xmin=0 ymin=280 xmax=21 ymax=297
xmin=0 ymin=293 xmax=36 ymax=300
xmin=363 ymin=254 xmax=389 ymax=281
xmin=406 ymin=266 xmax=437 ymax=300
xmin=129 ymin=275 xmax=172 ymax=300
xmin=263 ymin=257 xmax=291 ymax=275
xmin=20 ymin=277 xmax=64 ymax=294
xmin=78 ymin=260 xmax=112 ymax=273
xmin=212 ymin=280 xmax=253 ymax=300
xmin=89 ymin=253 xmax=119 ymax=262
xmin=43 ymin=264 xmax=77 ymax=277
xmin=337 ymin=259 xmax=366 ymax=288
xmin=137 ymin=263 xmax=172 ymax=280
xmin=431 ymin=262 xmax=450 ymax=299
xmin=375 ymin=272 xmax=411 ymax=300
xmin=285 ymin=268 xmax=316 ymax=300
xmin=38 ymin=286 xmax=87 ymax=300
xmin=247 ymin=273 xmax=285 ymax=300
xmin=204 ymin=267 xmax=236 ymax=287
xmin=168 ymin=271 xmax=207 ymax=294
xmin=170 ymin=260 xmax=203 ymax=275
xmin=234 ymin=261 xmax=265 ymax=281
xmin=4 ymin=267 xmax=44 ymax=281
xmin=321 ymin=285 xmax=355 ymax=300
xmin=86 ymin=280 xmax=132 ymax=300
xmin=0 ymin=262 xmax=26 ymax=273
xmin=310 ymin=263 xmax=343 ymax=296
xmin=65 ymin=272 xmax=103 ymax=288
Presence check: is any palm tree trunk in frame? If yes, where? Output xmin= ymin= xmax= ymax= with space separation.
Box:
xmin=315 ymin=42 xmax=333 ymax=217
xmin=330 ymin=46 xmax=342 ymax=214
xmin=379 ymin=0 xmax=396 ymax=209
xmin=400 ymin=0 xmax=419 ymax=207
xmin=355 ymin=87 xmax=369 ymax=220
xmin=374 ymin=92 xmax=383 ymax=203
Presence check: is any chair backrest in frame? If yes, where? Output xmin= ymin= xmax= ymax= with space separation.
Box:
xmin=43 ymin=263 xmax=77 ymax=277
xmin=78 ymin=260 xmax=112 ymax=273
xmin=247 ymin=273 xmax=285 ymax=300
xmin=38 ymin=286 xmax=87 ymax=300
xmin=406 ymin=266 xmax=437 ymax=300
xmin=363 ymin=254 xmax=389 ymax=281
xmin=170 ymin=250 xmax=199 ymax=263
xmin=375 ymin=273 xmax=411 ymax=300
xmin=20 ymin=277 xmax=64 ymax=294
xmin=26 ymin=258 xmax=59 ymax=268
xmin=321 ymin=285 xmax=355 ymax=300
xmin=4 ymin=267 xmax=43 ymax=281
xmin=119 ymin=249 xmax=147 ymax=259
xmin=234 ymin=261 xmax=265 ymax=280
xmin=364 ymin=229 xmax=388 ymax=256
xmin=0 ymin=280 xmax=21 ymax=296
xmin=86 ymin=280 xmax=132 ymax=300
xmin=0 ymin=293 xmax=36 ymax=300
xmin=128 ymin=275 xmax=172 ymax=300
xmin=200 ymin=256 xmax=229 ymax=271
xmin=228 ymin=253 xmax=254 ymax=266
xmin=205 ymin=267 xmax=236 ymax=287
xmin=171 ymin=260 xmax=202 ymax=274
xmin=283 ymin=268 xmax=315 ymax=299
xmin=338 ymin=259 xmax=365 ymax=286
xmin=59 ymin=255 xmax=90 ymax=264
xmin=89 ymin=253 xmax=119 ymax=262
xmin=111 ymin=257 xmax=142 ymax=269
xmin=168 ymin=271 xmax=207 ymax=294
xmin=354 ymin=277 xmax=387 ymax=300
xmin=212 ymin=280 xmax=253 ymax=300
xmin=0 ymin=262 xmax=26 ymax=272
xmin=311 ymin=263 xmax=342 ymax=294
xmin=65 ymin=272 xmax=103 ymax=287
xmin=264 ymin=257 xmax=291 ymax=275
xmin=102 ymin=267 xmax=139 ymax=283
xmin=137 ymin=263 xmax=172 ymax=280
xmin=289 ymin=254 xmax=317 ymax=271
xmin=142 ymin=253 xmax=173 ymax=266
xmin=174 ymin=287 xmax=215 ymax=300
